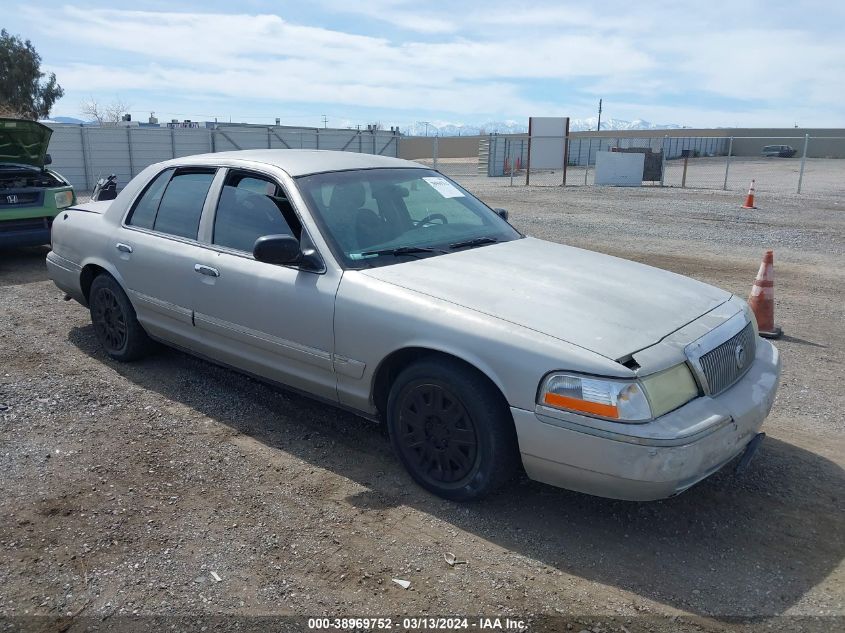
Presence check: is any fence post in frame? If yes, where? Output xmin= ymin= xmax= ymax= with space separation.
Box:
xmin=723 ymin=137 xmax=733 ymax=190
xmin=660 ymin=135 xmax=668 ymax=187
xmin=584 ymin=137 xmax=592 ymax=185
xmin=561 ymin=135 xmax=569 ymax=186
xmin=797 ymin=133 xmax=809 ymax=193
xmin=433 ymin=136 xmax=439 ymax=171
xmin=79 ymin=126 xmax=91 ymax=192
xmin=170 ymin=127 xmax=176 ymax=158
xmin=509 ymin=140 xmax=514 ymax=187
xmin=126 ymin=127 xmax=135 ymax=178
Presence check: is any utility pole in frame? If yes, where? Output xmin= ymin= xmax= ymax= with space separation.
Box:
xmin=597 ymin=99 xmax=602 ymax=132
xmin=419 ymin=121 xmax=431 ymax=137
xmin=321 ymin=114 xmax=328 ymax=128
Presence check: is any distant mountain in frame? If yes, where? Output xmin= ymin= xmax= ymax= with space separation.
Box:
xmin=43 ymin=116 xmax=86 ymax=125
xmin=570 ymin=117 xmax=684 ymax=132
xmin=402 ymin=117 xmax=683 ymax=136
xmin=401 ymin=120 xmax=526 ymax=136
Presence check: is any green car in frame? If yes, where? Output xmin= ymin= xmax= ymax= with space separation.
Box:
xmin=0 ymin=118 xmax=75 ymax=248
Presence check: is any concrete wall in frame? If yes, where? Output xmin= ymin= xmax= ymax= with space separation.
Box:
xmin=46 ymin=124 xmax=400 ymax=191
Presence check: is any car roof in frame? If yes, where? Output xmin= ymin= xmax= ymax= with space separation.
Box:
xmin=171 ymin=149 xmax=427 ymax=177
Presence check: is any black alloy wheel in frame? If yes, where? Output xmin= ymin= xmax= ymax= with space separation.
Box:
xmin=88 ymin=273 xmax=154 ymax=361
xmin=395 ymin=381 xmax=480 ymax=487
xmin=387 ymin=357 xmax=520 ymax=501
xmin=92 ymin=285 xmax=128 ymax=353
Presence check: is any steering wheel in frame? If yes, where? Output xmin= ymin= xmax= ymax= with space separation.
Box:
xmin=415 ymin=213 xmax=448 ymax=227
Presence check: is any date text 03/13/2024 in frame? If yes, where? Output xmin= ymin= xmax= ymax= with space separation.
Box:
xmin=306 ymin=616 xmax=527 ymax=630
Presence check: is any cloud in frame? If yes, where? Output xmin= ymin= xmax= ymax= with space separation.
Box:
xmin=18 ymin=2 xmax=845 ymax=127
xmin=27 ymin=5 xmax=652 ymax=118
xmin=312 ymin=0 xmax=459 ymax=34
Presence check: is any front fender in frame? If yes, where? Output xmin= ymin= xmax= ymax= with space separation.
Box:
xmin=334 ymin=271 xmax=630 ymax=413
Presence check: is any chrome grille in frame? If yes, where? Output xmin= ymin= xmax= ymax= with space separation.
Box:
xmin=697 ymin=322 xmax=756 ymax=395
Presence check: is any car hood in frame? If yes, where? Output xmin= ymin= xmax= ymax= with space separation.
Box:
xmin=0 ymin=119 xmax=52 ymax=168
xmin=361 ymin=237 xmax=731 ymax=360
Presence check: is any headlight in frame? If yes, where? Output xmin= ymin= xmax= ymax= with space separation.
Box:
xmin=538 ymin=373 xmax=652 ymax=422
xmin=640 ymin=363 xmax=699 ymax=417
xmin=54 ymin=190 xmax=73 ymax=208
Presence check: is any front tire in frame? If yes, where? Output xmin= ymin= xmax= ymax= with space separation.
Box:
xmin=89 ymin=274 xmax=153 ymax=361
xmin=386 ymin=357 xmax=519 ymax=501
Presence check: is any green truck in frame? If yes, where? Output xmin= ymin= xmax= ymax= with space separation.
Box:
xmin=0 ymin=118 xmax=75 ymax=248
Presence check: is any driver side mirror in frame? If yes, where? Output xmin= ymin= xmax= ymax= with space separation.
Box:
xmin=44 ymin=153 xmax=52 ymax=165
xmin=494 ymin=208 xmax=509 ymax=221
xmin=253 ymin=234 xmax=302 ymax=265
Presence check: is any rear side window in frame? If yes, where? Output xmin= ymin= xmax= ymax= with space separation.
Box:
xmin=127 ymin=169 xmax=172 ymax=229
xmin=152 ymin=171 xmax=215 ymax=240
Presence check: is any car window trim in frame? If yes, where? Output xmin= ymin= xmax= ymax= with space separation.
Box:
xmin=201 ymin=166 xmax=326 ymax=274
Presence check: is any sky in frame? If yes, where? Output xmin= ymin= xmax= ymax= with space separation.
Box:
xmin=7 ymin=0 xmax=845 ymax=130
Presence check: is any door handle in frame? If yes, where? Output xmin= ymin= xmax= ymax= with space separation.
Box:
xmin=115 ymin=242 xmax=133 ymax=253
xmin=194 ymin=264 xmax=220 ymax=277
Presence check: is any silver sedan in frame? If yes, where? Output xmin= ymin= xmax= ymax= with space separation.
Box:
xmin=47 ymin=150 xmax=780 ymax=501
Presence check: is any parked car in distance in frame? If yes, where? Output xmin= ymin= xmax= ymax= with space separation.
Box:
xmin=0 ymin=118 xmax=75 ymax=247
xmin=761 ymin=144 xmax=797 ymax=158
xmin=46 ymin=150 xmax=781 ymax=502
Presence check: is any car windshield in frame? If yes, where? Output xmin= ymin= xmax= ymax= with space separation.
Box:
xmin=296 ymin=168 xmax=522 ymax=268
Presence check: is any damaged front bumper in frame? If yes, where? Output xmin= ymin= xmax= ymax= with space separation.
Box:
xmin=512 ymin=337 xmax=781 ymax=501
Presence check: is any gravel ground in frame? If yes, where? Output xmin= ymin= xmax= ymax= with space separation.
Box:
xmin=0 ymin=184 xmax=843 ymax=633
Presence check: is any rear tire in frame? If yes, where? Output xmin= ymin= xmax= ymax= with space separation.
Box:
xmin=386 ymin=357 xmax=519 ymax=501
xmin=89 ymin=274 xmax=154 ymax=361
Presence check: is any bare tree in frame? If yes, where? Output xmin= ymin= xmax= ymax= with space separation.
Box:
xmin=80 ymin=96 xmax=132 ymax=125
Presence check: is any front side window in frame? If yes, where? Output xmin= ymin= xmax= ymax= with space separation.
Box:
xmin=296 ymin=168 xmax=521 ymax=269
xmin=212 ymin=170 xmax=302 ymax=253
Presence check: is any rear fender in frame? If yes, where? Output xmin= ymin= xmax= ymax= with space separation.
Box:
xmin=79 ymin=256 xmax=130 ymax=302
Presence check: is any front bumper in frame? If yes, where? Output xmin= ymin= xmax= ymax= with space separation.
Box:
xmin=0 ymin=217 xmax=52 ymax=248
xmin=513 ymin=338 xmax=781 ymax=501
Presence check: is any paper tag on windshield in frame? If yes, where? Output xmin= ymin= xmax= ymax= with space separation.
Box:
xmin=423 ymin=177 xmax=464 ymax=198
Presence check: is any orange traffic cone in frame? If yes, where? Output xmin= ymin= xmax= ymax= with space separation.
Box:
xmin=741 ymin=179 xmax=757 ymax=209
xmin=748 ymin=250 xmax=782 ymax=339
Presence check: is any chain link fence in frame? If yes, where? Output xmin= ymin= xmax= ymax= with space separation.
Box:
xmin=402 ymin=134 xmax=845 ymax=196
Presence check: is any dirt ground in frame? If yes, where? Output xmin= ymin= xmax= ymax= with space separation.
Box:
xmin=0 ymin=183 xmax=843 ymax=633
